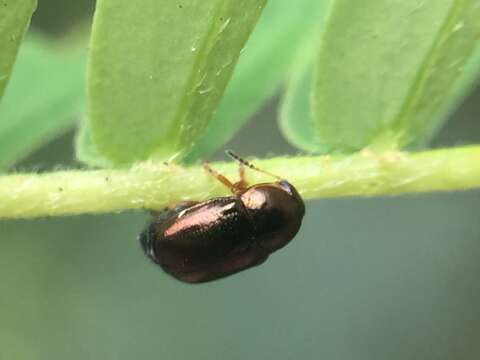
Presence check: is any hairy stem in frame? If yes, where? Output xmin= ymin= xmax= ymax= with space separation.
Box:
xmin=1 ymin=145 xmax=480 ymax=219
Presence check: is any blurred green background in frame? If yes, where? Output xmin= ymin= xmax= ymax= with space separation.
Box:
xmin=1 ymin=1 xmax=480 ymax=359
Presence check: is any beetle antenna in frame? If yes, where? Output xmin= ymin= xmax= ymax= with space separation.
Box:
xmin=225 ymin=150 xmax=282 ymax=180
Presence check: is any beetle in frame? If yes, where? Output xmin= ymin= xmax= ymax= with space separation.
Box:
xmin=139 ymin=151 xmax=305 ymax=283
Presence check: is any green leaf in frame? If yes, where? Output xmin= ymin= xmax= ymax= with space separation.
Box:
xmin=0 ymin=0 xmax=36 ymax=99
xmin=75 ymin=119 xmax=113 ymax=168
xmin=279 ymin=62 xmax=319 ymax=153
xmin=87 ymin=0 xmax=266 ymax=166
xmin=185 ymin=0 xmax=330 ymax=161
xmin=419 ymin=42 xmax=480 ymax=144
xmin=312 ymin=0 xmax=480 ymax=154
xmin=0 ymin=36 xmax=86 ymax=170
xmin=462 ymin=44 xmax=480 ymax=89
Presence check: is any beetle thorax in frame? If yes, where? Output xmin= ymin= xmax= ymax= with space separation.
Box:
xmin=240 ymin=184 xmax=305 ymax=251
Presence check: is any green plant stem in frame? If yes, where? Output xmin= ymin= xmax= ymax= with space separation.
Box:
xmin=1 ymin=145 xmax=480 ymax=219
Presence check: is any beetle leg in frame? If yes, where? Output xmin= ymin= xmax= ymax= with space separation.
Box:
xmin=203 ymin=161 xmax=241 ymax=194
xmin=233 ymin=162 xmax=249 ymax=191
